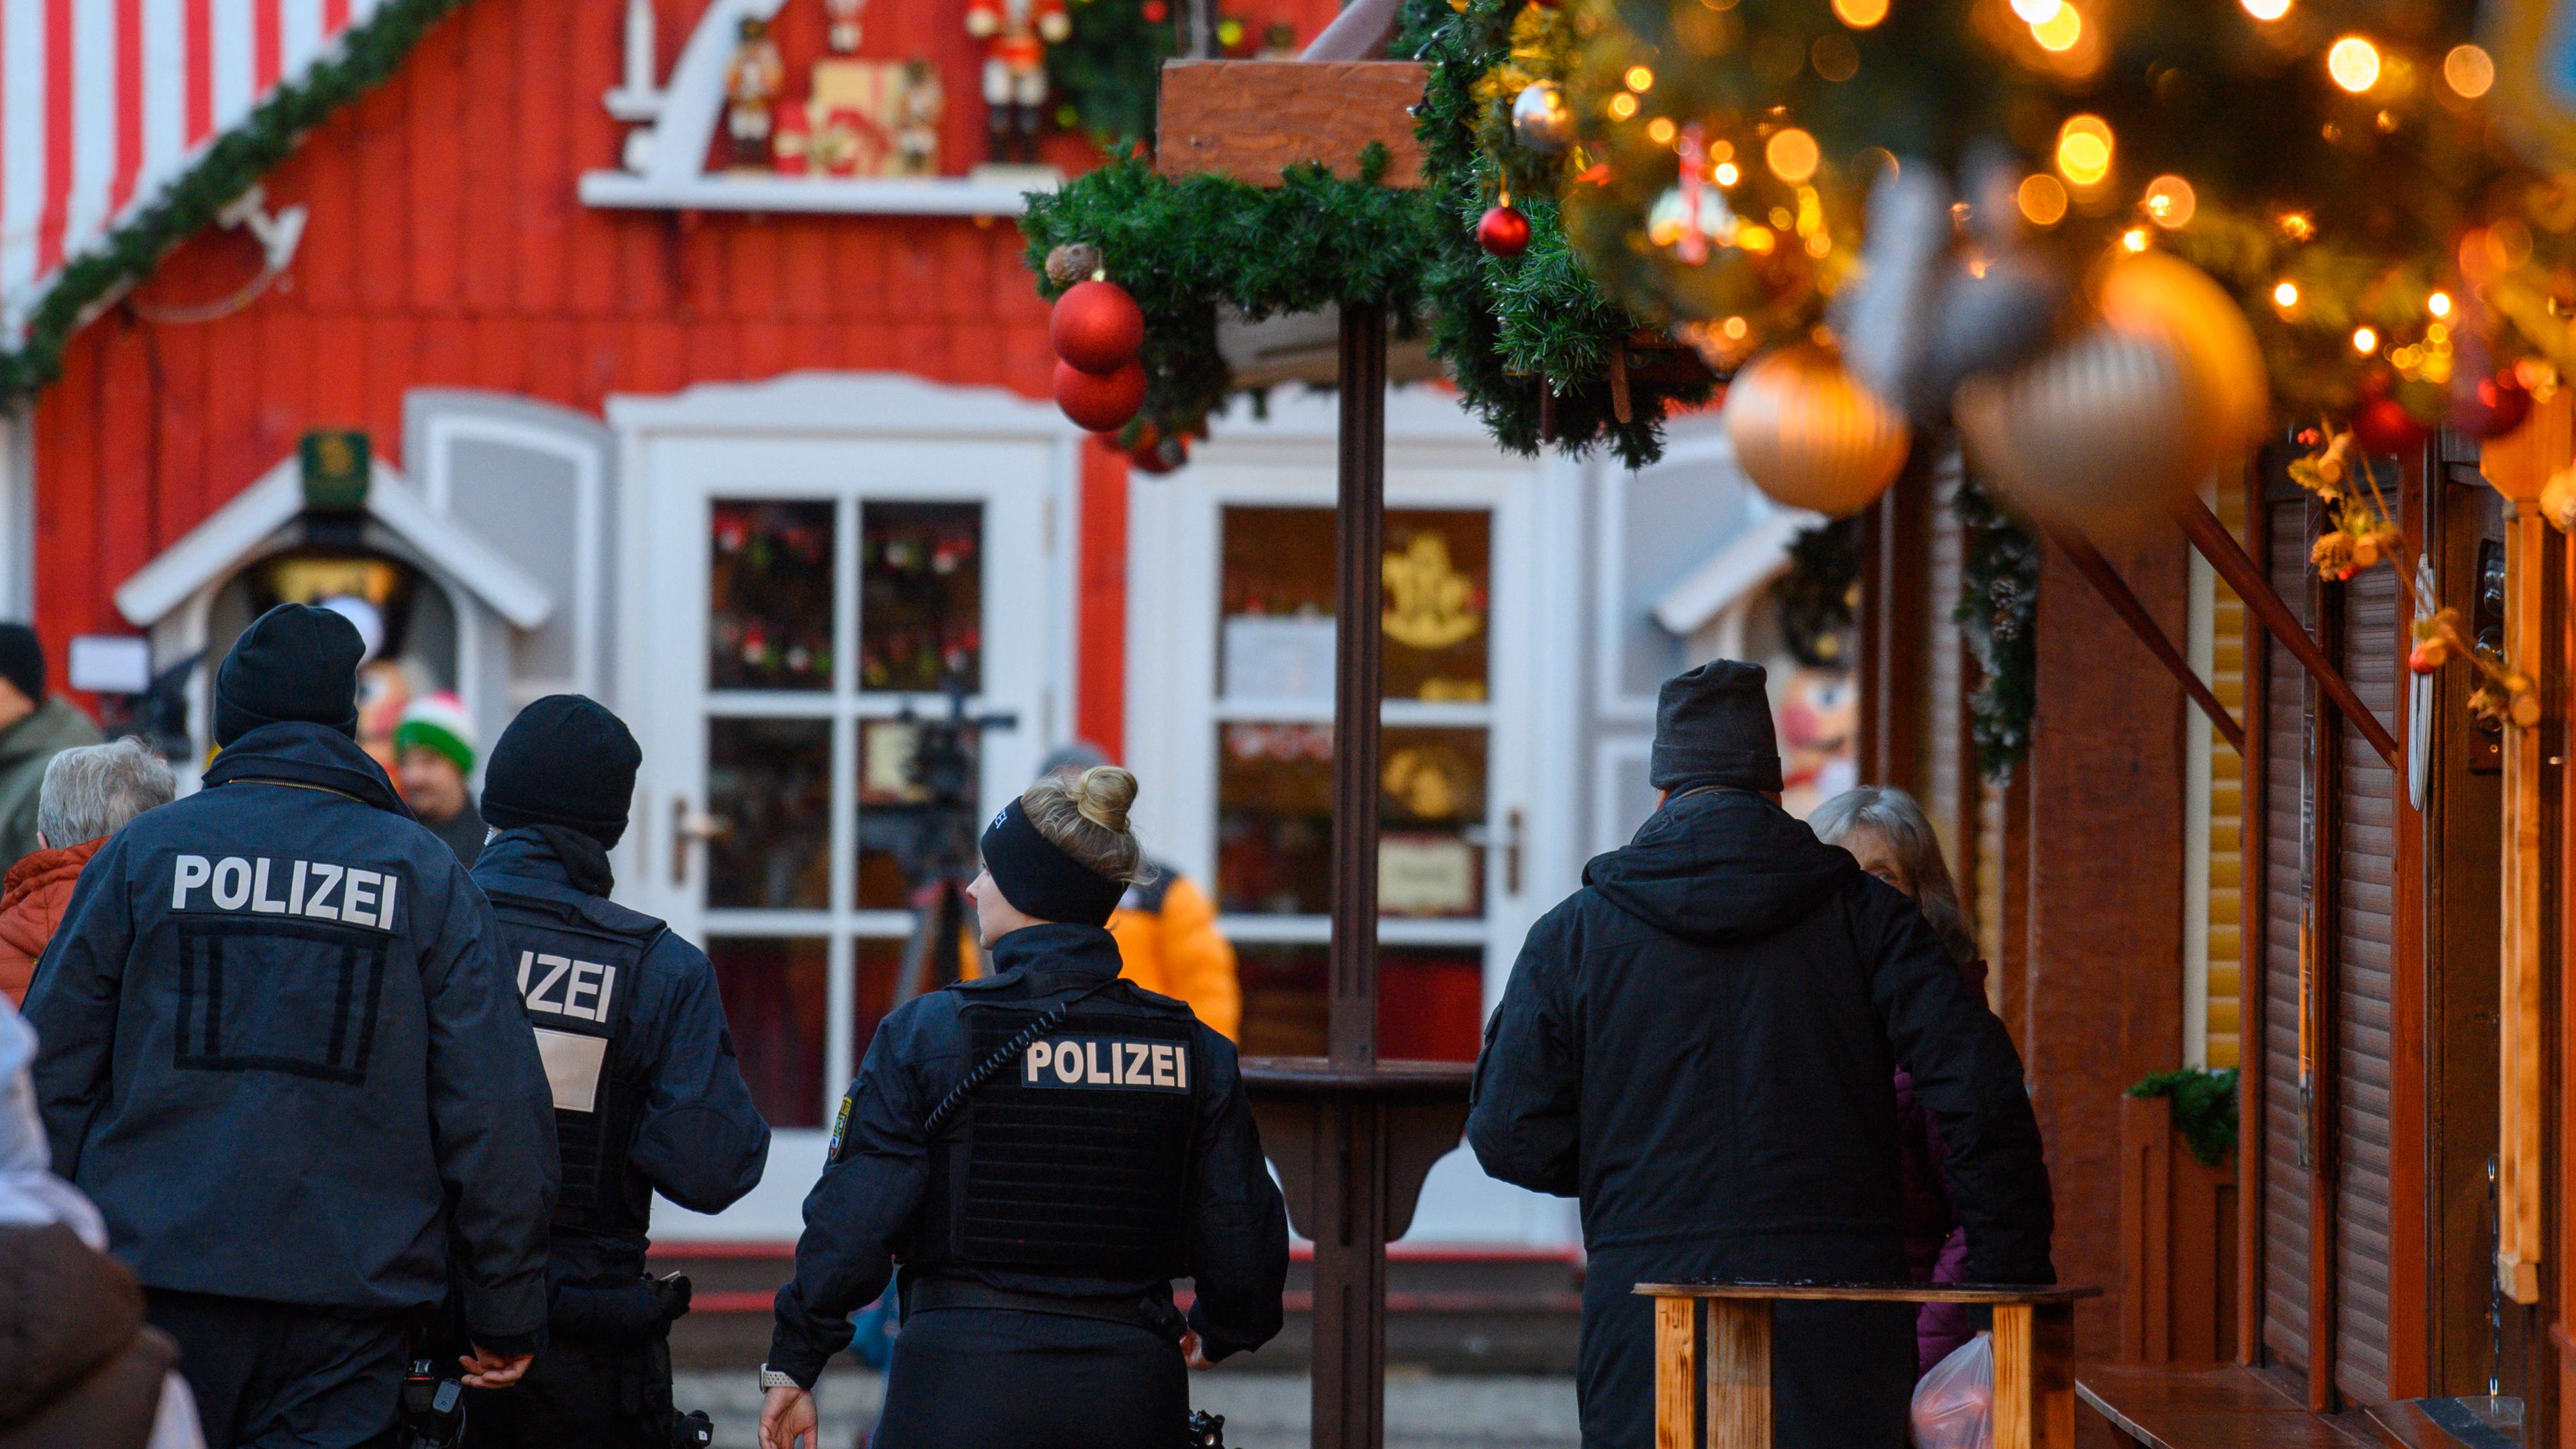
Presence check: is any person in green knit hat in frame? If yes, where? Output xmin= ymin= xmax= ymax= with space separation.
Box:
xmin=395 ymin=690 xmax=485 ymax=865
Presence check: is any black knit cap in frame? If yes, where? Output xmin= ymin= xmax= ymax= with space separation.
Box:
xmin=1649 ymin=659 xmax=1784 ymax=795
xmin=483 ymin=694 xmax=642 ymax=848
xmin=0 ymin=625 xmax=43 ymax=705
xmin=214 ymin=602 xmax=364 ymax=747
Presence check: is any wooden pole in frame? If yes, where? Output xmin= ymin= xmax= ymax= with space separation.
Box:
xmin=2050 ymin=527 xmax=2246 ymax=753
xmin=2174 ymin=496 xmax=2400 ymax=768
xmin=1311 ymin=299 xmax=1391 ymax=1449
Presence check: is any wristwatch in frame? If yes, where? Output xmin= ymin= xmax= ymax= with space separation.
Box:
xmin=759 ymin=1364 xmax=800 ymax=1391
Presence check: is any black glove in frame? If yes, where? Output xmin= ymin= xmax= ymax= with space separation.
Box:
xmin=655 ymin=1272 xmax=694 ymax=1324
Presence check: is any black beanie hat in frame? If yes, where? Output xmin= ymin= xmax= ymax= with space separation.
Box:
xmin=483 ymin=694 xmax=642 ymax=848
xmin=214 ymin=603 xmax=364 ymax=747
xmin=1649 ymin=659 xmax=1784 ymax=795
xmin=0 ymin=625 xmax=43 ymax=705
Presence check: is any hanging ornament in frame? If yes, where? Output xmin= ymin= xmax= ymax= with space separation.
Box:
xmin=1511 ymin=81 xmax=1576 ymax=154
xmin=1126 ymin=422 xmax=1189 ymax=474
xmin=1479 ymin=204 xmax=1532 ymax=258
xmin=1055 ymin=360 xmax=1146 ymax=432
xmin=1955 ymin=327 xmax=2208 ymax=543
xmin=2350 ymin=384 xmax=2431 ymax=455
xmin=1051 ymin=280 xmax=1145 ymax=374
xmin=2093 ymin=252 xmax=2270 ymax=458
xmin=1721 ymin=345 xmax=1913 ymax=518
xmin=2450 ymin=370 xmax=2532 ymax=439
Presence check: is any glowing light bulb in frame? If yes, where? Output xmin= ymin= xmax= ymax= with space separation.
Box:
xmin=1722 ymin=316 xmax=1749 ymax=339
xmin=1714 ymin=161 xmax=1741 ymax=185
xmin=1832 ymin=0 xmax=1888 ymax=28
xmin=2446 ymin=44 xmax=2496 ymax=97
xmin=1765 ymin=127 xmax=1820 ymax=184
xmin=2055 ymin=115 xmax=2113 ymax=186
xmin=2121 ymin=227 xmax=2149 ymax=252
xmin=2353 ymin=327 xmax=2378 ymax=354
xmin=2031 ymin=5 xmax=2082 ymax=50
xmin=2429 ymin=290 xmax=2453 ymax=317
xmin=2142 ymin=174 xmax=2196 ymax=229
xmin=2010 ymin=0 xmax=2060 ymax=23
xmin=1607 ymin=92 xmax=1640 ymax=120
xmin=2017 ymin=174 xmax=2069 ymax=226
xmin=1647 ymin=117 xmax=1678 ymax=145
xmin=2273 ymin=280 xmax=2300 ymax=308
xmin=2241 ymin=0 xmax=2290 ymax=17
xmin=1625 ymin=65 xmax=1656 ymax=92
xmin=2328 ymin=36 xmax=2382 ymax=93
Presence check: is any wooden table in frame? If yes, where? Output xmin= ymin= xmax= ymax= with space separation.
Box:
xmin=1633 ymin=1281 xmax=2102 ymax=1449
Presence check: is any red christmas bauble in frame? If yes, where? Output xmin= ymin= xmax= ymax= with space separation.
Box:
xmin=1477 ymin=204 xmax=1532 ymax=258
xmin=2451 ymin=371 xmax=2533 ymax=440
xmin=1051 ymin=280 xmax=1145 ymax=374
xmin=1055 ymin=360 xmax=1146 ymax=432
xmin=2350 ymin=392 xmax=2431 ymax=455
xmin=1131 ymin=428 xmax=1188 ymax=474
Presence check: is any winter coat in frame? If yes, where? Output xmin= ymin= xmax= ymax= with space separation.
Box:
xmin=0 ymin=839 xmax=102 ymax=1007
xmin=23 ymin=723 xmax=559 ymax=1352
xmin=1469 ymin=788 xmax=2053 ymax=1449
xmin=1108 ymin=865 xmax=1242 ymax=1040
xmin=0 ymin=701 xmax=101 ymax=873
xmin=0 ymin=1222 xmax=178 ymax=1449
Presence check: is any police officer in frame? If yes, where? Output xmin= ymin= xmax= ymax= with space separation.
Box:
xmin=759 ymin=765 xmax=1288 ymax=1449
xmin=461 ymin=694 xmax=771 ymax=1448
xmin=25 ymin=602 xmax=558 ymax=1449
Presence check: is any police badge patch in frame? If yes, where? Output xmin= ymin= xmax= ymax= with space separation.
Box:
xmin=828 ymin=1091 xmax=856 ymax=1164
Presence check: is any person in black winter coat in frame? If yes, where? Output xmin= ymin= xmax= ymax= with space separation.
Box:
xmin=1470 ymin=660 xmax=2053 ymax=1449
xmin=23 ymin=604 xmax=559 ymax=1449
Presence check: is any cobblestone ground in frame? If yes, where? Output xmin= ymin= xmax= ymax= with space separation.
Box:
xmin=673 ymin=1368 xmax=1583 ymax=1449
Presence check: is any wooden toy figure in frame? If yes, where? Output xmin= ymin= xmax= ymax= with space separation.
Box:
xmin=963 ymin=0 xmax=1069 ymax=163
xmin=896 ymin=59 xmax=945 ymax=176
xmin=723 ymin=15 xmax=786 ymax=170
xmin=825 ymin=0 xmax=866 ymax=53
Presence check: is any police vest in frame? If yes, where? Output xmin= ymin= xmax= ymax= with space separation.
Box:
xmin=486 ymin=889 xmax=660 ymax=1238
xmin=914 ymin=1002 xmax=1199 ymax=1280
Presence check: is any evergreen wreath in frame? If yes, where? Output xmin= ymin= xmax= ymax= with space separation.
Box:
xmin=0 ymin=0 xmax=471 ymax=405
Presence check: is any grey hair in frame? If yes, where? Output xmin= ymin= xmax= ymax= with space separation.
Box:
xmin=38 ymin=739 xmax=177 ymax=849
xmin=1810 ymin=785 xmax=1978 ymax=969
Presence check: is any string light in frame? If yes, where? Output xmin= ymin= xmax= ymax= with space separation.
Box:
xmin=2055 ymin=115 xmax=2113 ymax=187
xmin=2241 ymin=0 xmax=2291 ymax=18
xmin=1722 ymin=316 xmax=1749 ymax=339
xmin=2142 ymin=174 xmax=2196 ymax=229
xmin=2278 ymin=212 xmax=2315 ymax=241
xmin=2010 ymin=0 xmax=2060 ymax=21
xmin=2031 ymin=5 xmax=2082 ymax=50
xmin=1766 ymin=127 xmax=1820 ymax=184
xmin=1831 ymin=0 xmax=1889 ymax=28
xmin=2429 ymin=290 xmax=2454 ymax=317
xmin=2121 ymin=227 xmax=2149 ymax=252
xmin=2446 ymin=44 xmax=2496 ymax=97
xmin=2327 ymin=37 xmax=2382 ymax=93
xmin=2017 ymin=174 xmax=2070 ymax=226
xmin=1714 ymin=161 xmax=1741 ymax=185
xmin=2353 ymin=327 xmax=2378 ymax=354
xmin=1625 ymin=65 xmax=1656 ymax=92
xmin=2273 ymin=280 xmax=2300 ymax=308
xmin=1647 ymin=117 xmax=1678 ymax=144
xmin=1608 ymin=92 xmax=1640 ymax=119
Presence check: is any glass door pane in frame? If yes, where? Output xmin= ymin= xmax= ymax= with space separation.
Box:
xmin=706 ymin=717 xmax=833 ymax=911
xmin=710 ymin=501 xmax=837 ymax=690
xmin=708 ymin=936 xmax=828 ymax=1128
xmin=859 ymin=502 xmax=983 ymax=692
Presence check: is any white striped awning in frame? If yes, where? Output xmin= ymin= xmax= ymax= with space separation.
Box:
xmin=0 ymin=0 xmax=393 ymax=349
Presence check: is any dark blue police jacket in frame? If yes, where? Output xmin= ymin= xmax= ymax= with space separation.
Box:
xmin=766 ymin=922 xmax=1289 ymax=1389
xmin=470 ymin=829 xmax=769 ymax=1297
xmin=24 ymin=723 xmax=559 ymax=1351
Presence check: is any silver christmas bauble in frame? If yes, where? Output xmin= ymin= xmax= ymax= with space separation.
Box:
xmin=1511 ymin=82 xmax=1575 ymax=154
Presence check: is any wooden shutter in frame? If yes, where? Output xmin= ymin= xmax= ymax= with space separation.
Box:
xmin=2261 ymin=480 xmax=2314 ymax=1374
xmin=2332 ymin=558 xmax=2400 ymax=1403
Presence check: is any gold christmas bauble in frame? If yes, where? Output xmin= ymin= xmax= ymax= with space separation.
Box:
xmin=2094 ymin=252 xmax=2269 ymax=456
xmin=1721 ymin=345 xmax=1912 ymax=518
xmin=1955 ymin=327 xmax=2208 ymax=542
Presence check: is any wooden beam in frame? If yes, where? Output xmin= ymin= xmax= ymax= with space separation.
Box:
xmin=1654 ymin=1297 xmax=1697 ymax=1449
xmin=1155 ymin=60 xmax=1428 ymax=186
xmin=2051 ymin=526 xmax=2246 ymax=754
xmin=2174 ymin=496 xmax=2399 ymax=769
xmin=1705 ymin=1299 xmax=1773 ymax=1449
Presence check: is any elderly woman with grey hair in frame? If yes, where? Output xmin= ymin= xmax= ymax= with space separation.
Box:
xmin=1809 ymin=785 xmax=1995 ymax=1377
xmin=0 ymin=739 xmax=175 ymax=1004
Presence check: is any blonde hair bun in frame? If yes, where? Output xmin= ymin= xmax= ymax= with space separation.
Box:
xmin=1073 ymin=765 xmax=1137 ymax=833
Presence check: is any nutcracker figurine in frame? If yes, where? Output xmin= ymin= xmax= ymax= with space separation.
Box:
xmin=825 ymin=0 xmax=865 ymax=53
xmin=722 ymin=15 xmax=786 ymax=170
xmin=963 ymin=0 xmax=1070 ymax=164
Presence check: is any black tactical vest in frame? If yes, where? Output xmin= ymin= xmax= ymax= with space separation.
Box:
xmin=915 ymin=1002 xmax=1199 ymax=1280
xmin=487 ymin=889 xmax=659 ymax=1237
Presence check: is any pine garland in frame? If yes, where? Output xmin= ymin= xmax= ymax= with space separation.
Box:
xmin=0 ymin=0 xmax=472 ymax=405
xmin=1953 ymin=472 xmax=2040 ymax=782
xmin=2127 ymin=1067 xmax=2240 ymax=1169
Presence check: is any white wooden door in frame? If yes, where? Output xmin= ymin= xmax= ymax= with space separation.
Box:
xmin=612 ymin=376 xmax=1075 ymax=1240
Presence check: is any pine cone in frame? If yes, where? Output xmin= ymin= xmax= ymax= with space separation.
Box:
xmin=1045 ymin=243 xmax=1104 ymax=286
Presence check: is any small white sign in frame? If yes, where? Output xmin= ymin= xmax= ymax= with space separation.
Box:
xmin=67 ymin=635 xmax=151 ymax=694
xmin=1221 ymin=615 xmax=1336 ymax=704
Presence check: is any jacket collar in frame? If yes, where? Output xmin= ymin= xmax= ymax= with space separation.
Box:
xmin=984 ymin=922 xmax=1124 ymax=983
xmin=203 ymin=722 xmax=414 ymax=820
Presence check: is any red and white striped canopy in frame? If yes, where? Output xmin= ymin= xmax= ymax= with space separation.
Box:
xmin=1 ymin=0 xmax=390 ymax=347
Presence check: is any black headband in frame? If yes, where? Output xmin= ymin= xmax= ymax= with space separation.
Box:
xmin=980 ymin=797 xmax=1127 ymax=927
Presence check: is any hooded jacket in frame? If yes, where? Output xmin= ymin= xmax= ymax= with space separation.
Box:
xmin=0 ymin=700 xmax=101 ymax=873
xmin=0 ymin=1222 xmax=176 ymax=1449
xmin=1470 ymin=788 xmax=2051 ymax=1275
xmin=23 ymin=724 xmax=558 ymax=1351
xmin=0 ymin=839 xmax=102 ymax=1007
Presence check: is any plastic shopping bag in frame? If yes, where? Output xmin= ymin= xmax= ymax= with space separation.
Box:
xmin=1909 ymin=1332 xmax=1994 ymax=1449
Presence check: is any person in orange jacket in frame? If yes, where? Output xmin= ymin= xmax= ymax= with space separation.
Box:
xmin=1038 ymin=743 xmax=1241 ymax=1041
